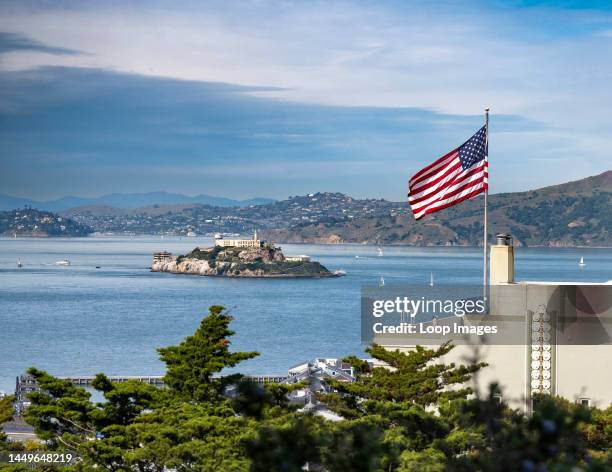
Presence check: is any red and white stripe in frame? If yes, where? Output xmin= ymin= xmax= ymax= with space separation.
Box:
xmin=408 ymin=149 xmax=488 ymax=220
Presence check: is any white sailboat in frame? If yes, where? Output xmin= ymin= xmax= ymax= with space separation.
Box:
xmin=377 ymin=247 xmax=384 ymax=257
xmin=429 ymin=272 xmax=434 ymax=286
xmin=17 ymin=258 xmax=22 ymax=268
xmin=379 ymin=276 xmax=385 ymax=287
xmin=579 ymin=257 xmax=586 ymax=267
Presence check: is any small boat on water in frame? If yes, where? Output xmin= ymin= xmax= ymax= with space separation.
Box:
xmin=377 ymin=247 xmax=384 ymax=257
xmin=55 ymin=260 xmax=71 ymax=266
xmin=429 ymin=272 xmax=434 ymax=286
xmin=17 ymin=258 xmax=22 ymax=268
xmin=579 ymin=257 xmax=586 ymax=267
xmin=333 ymin=269 xmax=347 ymax=276
xmin=379 ymin=276 xmax=385 ymax=287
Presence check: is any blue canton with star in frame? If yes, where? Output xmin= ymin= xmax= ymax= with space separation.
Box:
xmin=458 ymin=125 xmax=487 ymax=170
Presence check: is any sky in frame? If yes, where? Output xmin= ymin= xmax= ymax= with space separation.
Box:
xmin=0 ymin=0 xmax=611 ymax=201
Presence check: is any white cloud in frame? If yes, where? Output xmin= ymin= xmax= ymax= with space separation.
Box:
xmin=1 ymin=0 xmax=611 ymax=188
xmin=0 ymin=3 xmax=606 ymax=104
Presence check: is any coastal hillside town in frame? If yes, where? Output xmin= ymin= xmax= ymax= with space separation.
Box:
xmin=60 ymin=192 xmax=404 ymax=236
xmin=0 ymin=208 xmax=93 ymax=237
xmin=1 ymin=171 xmax=610 ymax=246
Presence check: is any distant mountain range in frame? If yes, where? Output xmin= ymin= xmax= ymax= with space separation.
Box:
xmin=0 ymin=191 xmax=276 ymax=211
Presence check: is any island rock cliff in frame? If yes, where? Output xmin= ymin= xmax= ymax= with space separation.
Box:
xmin=151 ymin=244 xmax=336 ymax=278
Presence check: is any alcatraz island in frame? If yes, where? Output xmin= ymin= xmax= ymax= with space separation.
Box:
xmin=151 ymin=231 xmax=342 ymax=278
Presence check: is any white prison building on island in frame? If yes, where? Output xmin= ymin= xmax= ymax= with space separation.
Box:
xmin=214 ymin=231 xmax=264 ymax=248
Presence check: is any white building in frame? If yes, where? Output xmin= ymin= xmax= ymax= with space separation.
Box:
xmin=285 ymin=255 xmax=311 ymax=262
xmin=214 ymin=230 xmax=264 ymax=248
xmin=375 ymin=234 xmax=612 ymax=412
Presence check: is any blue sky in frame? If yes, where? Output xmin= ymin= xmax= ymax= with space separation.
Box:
xmin=0 ymin=1 xmax=611 ymax=201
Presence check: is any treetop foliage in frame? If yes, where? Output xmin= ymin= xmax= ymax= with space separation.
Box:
xmin=158 ymin=305 xmax=259 ymax=402
xmin=14 ymin=305 xmax=612 ymax=471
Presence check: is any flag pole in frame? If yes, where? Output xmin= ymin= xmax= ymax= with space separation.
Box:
xmin=483 ymin=107 xmax=490 ymax=299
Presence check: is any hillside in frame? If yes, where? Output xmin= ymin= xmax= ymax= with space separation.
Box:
xmin=0 ymin=208 xmax=93 ymax=237
xmin=264 ymin=171 xmax=611 ymax=247
xmin=61 ymin=193 xmax=398 ymax=236
xmin=51 ymin=171 xmax=612 ymax=247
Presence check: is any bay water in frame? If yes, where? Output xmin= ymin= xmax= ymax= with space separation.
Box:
xmin=0 ymin=236 xmax=610 ymax=395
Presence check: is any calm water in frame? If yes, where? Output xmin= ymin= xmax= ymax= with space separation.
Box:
xmin=0 ymin=236 xmax=610 ymax=394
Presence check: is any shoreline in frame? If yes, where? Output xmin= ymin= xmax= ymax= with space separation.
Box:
xmin=2 ymin=235 xmax=611 ymax=249
xmin=150 ymin=268 xmax=342 ymax=279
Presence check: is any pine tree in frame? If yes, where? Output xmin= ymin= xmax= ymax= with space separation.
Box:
xmin=23 ymin=306 xmax=262 ymax=471
xmin=158 ymin=305 xmax=258 ymax=403
xmin=322 ymin=342 xmax=485 ymax=415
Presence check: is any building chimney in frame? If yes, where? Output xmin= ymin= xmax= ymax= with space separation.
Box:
xmin=490 ymin=233 xmax=514 ymax=284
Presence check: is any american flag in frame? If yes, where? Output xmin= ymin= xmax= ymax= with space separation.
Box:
xmin=408 ymin=125 xmax=488 ymax=220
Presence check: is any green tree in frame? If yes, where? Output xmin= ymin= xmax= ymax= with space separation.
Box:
xmin=325 ymin=342 xmax=485 ymax=410
xmin=158 ymin=305 xmax=258 ymax=403
xmin=447 ymin=389 xmax=611 ymax=471
xmin=245 ymin=414 xmax=323 ymax=472
xmin=0 ymin=396 xmax=13 ymax=425
xmin=244 ymin=342 xmax=486 ymax=471
xmin=582 ymin=404 xmax=612 ymax=459
xmin=23 ymin=306 xmax=262 ymax=471
xmin=20 ymin=307 xmax=612 ymax=471
xmin=0 ymin=395 xmax=15 ymax=453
